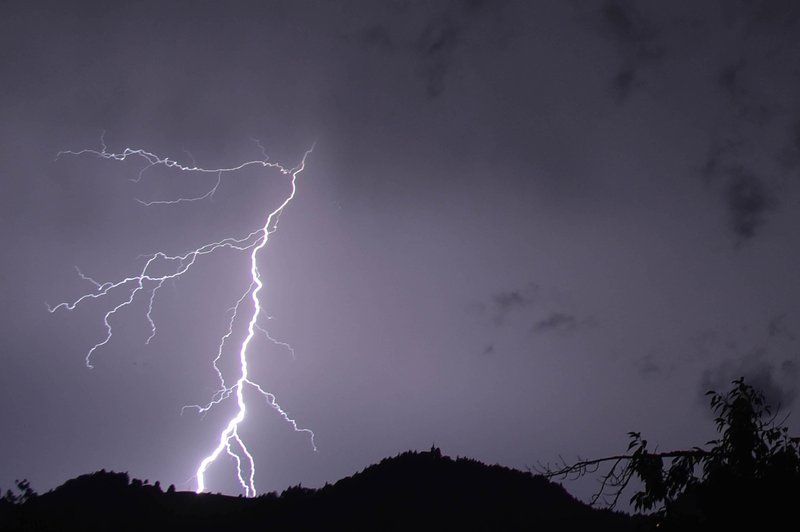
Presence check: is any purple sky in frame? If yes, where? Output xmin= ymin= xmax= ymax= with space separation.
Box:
xmin=2 ymin=1 xmax=800 ymax=505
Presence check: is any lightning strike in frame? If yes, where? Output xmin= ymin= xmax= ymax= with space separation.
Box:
xmin=49 ymin=136 xmax=316 ymax=496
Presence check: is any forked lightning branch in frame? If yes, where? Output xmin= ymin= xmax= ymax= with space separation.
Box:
xmin=48 ymin=136 xmax=316 ymax=497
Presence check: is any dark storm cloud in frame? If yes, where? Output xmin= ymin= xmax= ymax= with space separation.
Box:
xmin=588 ymin=1 xmax=664 ymax=100
xmin=465 ymin=283 xmax=539 ymax=326
xmin=700 ymin=137 xmax=744 ymax=182
xmin=688 ymin=330 xmax=737 ymax=360
xmin=635 ymin=353 xmax=662 ymax=379
xmin=768 ymin=314 xmax=796 ymax=342
xmin=717 ymin=61 xmax=772 ymax=125
xmin=531 ymin=312 xmax=596 ymax=334
xmin=692 ymin=3 xmax=800 ymax=244
xmin=698 ymin=135 xmax=776 ymax=243
xmin=717 ymin=62 xmax=741 ymax=96
xmin=356 ymin=24 xmax=397 ymax=53
xmin=725 ymin=169 xmax=773 ymax=241
xmin=414 ymin=15 xmax=462 ymax=98
xmin=494 ymin=290 xmax=527 ymax=311
xmin=494 ymin=291 xmax=526 ymax=311
xmin=491 ymin=285 xmax=537 ymax=325
xmin=413 ymin=0 xmax=510 ymax=98
xmin=611 ymin=68 xmax=638 ymax=101
xmin=701 ymin=141 xmax=775 ymax=241
xmin=351 ymin=19 xmax=454 ymax=97
xmin=725 ymin=0 xmax=800 ymax=33
xmin=351 ymin=0 xmax=510 ymax=98
xmin=700 ymin=349 xmax=799 ymax=411
xmin=532 ymin=312 xmax=578 ymax=333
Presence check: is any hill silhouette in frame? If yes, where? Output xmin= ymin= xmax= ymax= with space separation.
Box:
xmin=0 ymin=448 xmax=638 ymax=531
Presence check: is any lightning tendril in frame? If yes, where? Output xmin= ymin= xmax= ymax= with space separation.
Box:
xmin=49 ymin=135 xmax=316 ymax=497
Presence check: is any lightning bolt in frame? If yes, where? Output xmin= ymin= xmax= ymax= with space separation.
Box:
xmin=49 ymin=134 xmax=316 ymax=497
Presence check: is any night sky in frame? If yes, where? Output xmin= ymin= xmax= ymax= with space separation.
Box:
xmin=2 ymin=0 xmax=800 ymax=505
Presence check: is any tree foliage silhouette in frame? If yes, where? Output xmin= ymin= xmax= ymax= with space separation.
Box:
xmin=0 ymin=480 xmax=36 ymax=505
xmin=539 ymin=378 xmax=800 ymax=528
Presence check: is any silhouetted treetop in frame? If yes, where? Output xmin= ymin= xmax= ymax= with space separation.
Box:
xmin=538 ymin=378 xmax=800 ymax=530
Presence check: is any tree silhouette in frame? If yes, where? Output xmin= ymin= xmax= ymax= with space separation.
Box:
xmin=1 ymin=480 xmax=36 ymax=505
xmin=538 ymin=378 xmax=800 ymax=529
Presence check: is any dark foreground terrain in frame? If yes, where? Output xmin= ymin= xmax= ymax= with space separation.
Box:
xmin=0 ymin=448 xmax=638 ymax=531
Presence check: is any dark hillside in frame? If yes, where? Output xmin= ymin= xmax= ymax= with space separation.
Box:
xmin=0 ymin=448 xmax=638 ymax=531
